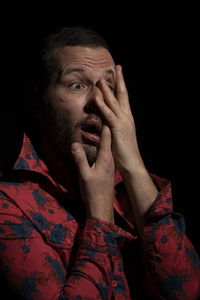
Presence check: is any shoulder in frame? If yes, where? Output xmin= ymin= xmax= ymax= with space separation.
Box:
xmin=0 ymin=183 xmax=24 ymax=219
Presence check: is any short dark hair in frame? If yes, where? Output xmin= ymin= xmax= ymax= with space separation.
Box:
xmin=34 ymin=26 xmax=110 ymax=97
xmin=23 ymin=26 xmax=110 ymax=139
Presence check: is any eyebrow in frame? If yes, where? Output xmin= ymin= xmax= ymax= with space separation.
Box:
xmin=62 ymin=67 xmax=116 ymax=82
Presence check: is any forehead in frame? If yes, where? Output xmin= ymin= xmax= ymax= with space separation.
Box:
xmin=56 ymin=46 xmax=115 ymax=74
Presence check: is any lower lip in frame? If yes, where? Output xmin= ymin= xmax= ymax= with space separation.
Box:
xmin=81 ymin=130 xmax=100 ymax=146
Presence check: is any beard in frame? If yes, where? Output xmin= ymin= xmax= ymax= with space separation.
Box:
xmin=41 ymin=102 xmax=99 ymax=166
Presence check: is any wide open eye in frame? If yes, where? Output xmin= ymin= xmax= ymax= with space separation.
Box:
xmin=70 ymin=82 xmax=83 ymax=90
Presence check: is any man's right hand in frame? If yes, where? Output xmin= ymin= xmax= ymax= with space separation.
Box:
xmin=71 ymin=126 xmax=115 ymax=224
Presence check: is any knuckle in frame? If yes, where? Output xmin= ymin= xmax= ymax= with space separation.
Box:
xmin=120 ymin=88 xmax=128 ymax=96
xmin=103 ymin=158 xmax=115 ymax=172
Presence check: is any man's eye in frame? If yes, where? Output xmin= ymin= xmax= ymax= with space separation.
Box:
xmin=70 ymin=82 xmax=83 ymax=89
xmin=106 ymin=79 xmax=114 ymax=91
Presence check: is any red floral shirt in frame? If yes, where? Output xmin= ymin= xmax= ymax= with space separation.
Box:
xmin=0 ymin=133 xmax=200 ymax=299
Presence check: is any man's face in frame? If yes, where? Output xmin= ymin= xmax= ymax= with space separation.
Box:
xmin=40 ymin=46 xmax=115 ymax=165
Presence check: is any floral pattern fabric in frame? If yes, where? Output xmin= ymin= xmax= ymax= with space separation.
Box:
xmin=0 ymin=133 xmax=200 ymax=299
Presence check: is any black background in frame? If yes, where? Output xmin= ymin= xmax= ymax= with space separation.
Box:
xmin=1 ymin=4 xmax=199 ymax=254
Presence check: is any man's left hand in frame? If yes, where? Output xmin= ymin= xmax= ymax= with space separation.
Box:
xmin=95 ymin=65 xmax=144 ymax=177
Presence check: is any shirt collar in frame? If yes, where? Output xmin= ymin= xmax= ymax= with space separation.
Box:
xmin=13 ymin=132 xmax=123 ymax=190
xmin=14 ymin=132 xmax=50 ymax=179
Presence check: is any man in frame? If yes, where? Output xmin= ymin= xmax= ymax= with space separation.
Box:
xmin=0 ymin=26 xmax=199 ymax=299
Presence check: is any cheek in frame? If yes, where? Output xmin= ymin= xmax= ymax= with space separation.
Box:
xmin=59 ymin=103 xmax=84 ymax=131
xmin=44 ymin=88 xmax=87 ymax=130
xmin=57 ymin=91 xmax=86 ymax=117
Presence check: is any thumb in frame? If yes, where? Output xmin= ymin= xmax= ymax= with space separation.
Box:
xmin=71 ymin=143 xmax=89 ymax=177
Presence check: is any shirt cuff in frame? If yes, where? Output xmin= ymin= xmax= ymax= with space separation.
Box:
xmin=78 ymin=216 xmax=135 ymax=257
xmin=144 ymin=174 xmax=173 ymax=224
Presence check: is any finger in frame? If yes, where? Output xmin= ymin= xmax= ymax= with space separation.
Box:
xmin=99 ymin=78 xmax=122 ymax=117
xmin=96 ymin=125 xmax=112 ymax=166
xmin=99 ymin=125 xmax=112 ymax=152
xmin=94 ymin=94 xmax=118 ymax=128
xmin=71 ymin=143 xmax=89 ymax=177
xmin=115 ymin=65 xmax=131 ymax=112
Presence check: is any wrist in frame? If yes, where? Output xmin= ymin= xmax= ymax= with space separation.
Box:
xmin=120 ymin=159 xmax=147 ymax=181
xmin=86 ymin=206 xmax=115 ymax=224
xmin=121 ymin=164 xmax=158 ymax=237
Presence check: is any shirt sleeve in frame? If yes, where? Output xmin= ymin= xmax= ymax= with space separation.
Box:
xmin=0 ymin=195 xmax=133 ymax=299
xmin=141 ymin=174 xmax=200 ymax=300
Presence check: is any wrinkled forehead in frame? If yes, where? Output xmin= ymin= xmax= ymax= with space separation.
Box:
xmin=56 ymin=46 xmax=115 ymax=76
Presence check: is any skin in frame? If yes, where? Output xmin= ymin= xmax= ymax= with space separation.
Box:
xmin=39 ymin=46 xmax=115 ymax=164
xmin=37 ymin=47 xmax=115 ymax=194
xmin=38 ymin=45 xmax=158 ymax=237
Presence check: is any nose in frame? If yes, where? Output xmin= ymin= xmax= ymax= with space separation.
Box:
xmin=84 ymin=82 xmax=102 ymax=114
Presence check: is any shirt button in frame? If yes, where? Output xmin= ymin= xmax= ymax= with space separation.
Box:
xmin=66 ymin=238 xmax=71 ymax=245
xmin=112 ymin=280 xmax=117 ymax=288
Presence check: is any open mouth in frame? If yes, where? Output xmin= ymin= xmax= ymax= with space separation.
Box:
xmin=81 ymin=119 xmax=102 ymax=146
